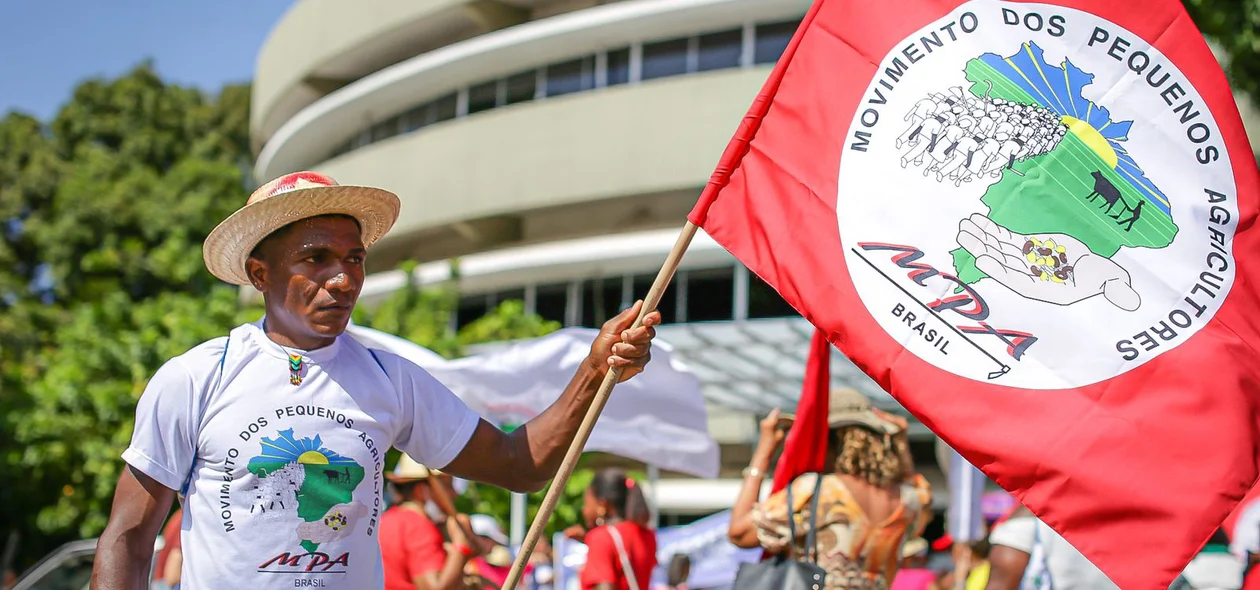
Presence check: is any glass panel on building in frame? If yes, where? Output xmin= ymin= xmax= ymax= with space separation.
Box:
xmin=402 ymin=103 xmax=432 ymax=132
xmin=748 ymin=271 xmax=798 ymax=318
xmin=546 ymin=56 xmax=595 ymax=97
xmin=505 ymin=70 xmax=537 ymax=105
xmin=606 ymin=47 xmax=631 ymax=86
xmin=580 ymin=278 xmax=623 ymax=328
xmin=456 ymin=295 xmax=491 ymax=331
xmin=697 ymin=28 xmax=743 ymax=72
xmin=534 ymin=283 xmax=569 ymax=325
xmin=633 ymin=274 xmax=676 ymax=324
xmin=490 ymin=288 xmax=527 ymax=307
xmin=754 ymin=20 xmax=799 ymax=64
xmin=468 ymin=81 xmax=499 ymax=115
xmin=433 ymin=92 xmax=458 ymax=122
xmin=685 ymin=267 xmax=735 ymax=322
xmin=641 ymin=38 xmax=689 ymax=81
xmin=370 ymin=118 xmax=397 ymax=142
xmin=433 ymin=93 xmax=458 ymax=122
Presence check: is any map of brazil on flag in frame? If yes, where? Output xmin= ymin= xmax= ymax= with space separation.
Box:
xmin=689 ymin=0 xmax=1260 ymax=587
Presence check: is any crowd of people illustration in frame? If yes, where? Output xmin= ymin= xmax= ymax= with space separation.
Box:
xmin=897 ymin=86 xmax=1068 ymax=186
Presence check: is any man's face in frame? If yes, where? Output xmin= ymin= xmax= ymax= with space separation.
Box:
xmin=247 ymin=215 xmax=366 ymax=347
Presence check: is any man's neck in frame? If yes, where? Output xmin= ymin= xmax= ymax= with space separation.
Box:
xmin=263 ymin=315 xmax=336 ymax=351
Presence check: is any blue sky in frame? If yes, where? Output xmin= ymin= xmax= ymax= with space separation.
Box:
xmin=0 ymin=1 xmax=296 ymax=121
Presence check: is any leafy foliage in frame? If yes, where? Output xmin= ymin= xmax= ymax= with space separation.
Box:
xmin=459 ymin=300 xmax=562 ymax=347
xmin=1183 ymin=0 xmax=1260 ymax=101
xmin=0 ymin=65 xmax=569 ymax=572
xmin=0 ymin=65 xmax=257 ymax=569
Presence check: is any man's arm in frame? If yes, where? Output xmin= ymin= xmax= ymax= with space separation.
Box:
xmin=91 ymin=466 xmax=175 ymax=590
xmin=443 ymin=302 xmax=659 ymax=492
xmin=983 ymin=544 xmax=1030 ymax=590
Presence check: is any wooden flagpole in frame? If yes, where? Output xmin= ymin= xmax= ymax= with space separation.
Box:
xmin=499 ymin=221 xmax=699 ymax=590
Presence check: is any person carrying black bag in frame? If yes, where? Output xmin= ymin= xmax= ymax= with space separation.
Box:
xmin=727 ymin=390 xmax=932 ymax=590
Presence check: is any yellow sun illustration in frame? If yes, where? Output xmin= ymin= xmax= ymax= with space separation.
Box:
xmin=1061 ymin=115 xmax=1118 ymax=169
xmin=297 ymin=450 xmax=330 ymax=465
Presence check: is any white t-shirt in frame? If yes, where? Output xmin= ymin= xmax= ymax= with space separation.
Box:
xmin=123 ymin=321 xmax=481 ymax=589
xmin=988 ymin=516 xmax=1118 ymax=590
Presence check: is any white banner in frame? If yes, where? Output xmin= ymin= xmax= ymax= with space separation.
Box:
xmin=347 ymin=325 xmax=719 ymax=478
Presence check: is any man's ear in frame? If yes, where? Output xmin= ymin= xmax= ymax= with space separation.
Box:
xmin=245 ymin=257 xmax=268 ymax=292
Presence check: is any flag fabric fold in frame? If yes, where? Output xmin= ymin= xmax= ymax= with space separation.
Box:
xmin=772 ymin=328 xmax=832 ymax=493
xmin=688 ymin=0 xmax=1260 ymax=587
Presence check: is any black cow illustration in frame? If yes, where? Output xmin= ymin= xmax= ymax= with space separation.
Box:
xmin=324 ymin=467 xmax=351 ymax=484
xmin=1110 ymin=199 xmax=1144 ymax=232
xmin=1086 ymin=171 xmax=1125 ymax=215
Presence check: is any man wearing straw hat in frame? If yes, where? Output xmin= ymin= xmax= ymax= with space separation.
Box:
xmin=90 ymin=172 xmax=661 ymax=590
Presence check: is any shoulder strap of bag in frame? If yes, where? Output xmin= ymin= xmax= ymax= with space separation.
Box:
xmin=606 ymin=525 xmax=641 ymax=590
xmin=805 ymin=472 xmax=824 ymax=564
xmin=785 ymin=476 xmax=797 ymax=556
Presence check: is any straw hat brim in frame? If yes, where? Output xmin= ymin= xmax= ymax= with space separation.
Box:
xmin=203 ymin=184 xmax=401 ymax=286
xmin=386 ymin=466 xmax=447 ymax=484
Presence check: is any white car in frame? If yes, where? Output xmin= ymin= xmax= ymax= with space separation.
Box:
xmin=12 ymin=538 xmax=161 ymax=590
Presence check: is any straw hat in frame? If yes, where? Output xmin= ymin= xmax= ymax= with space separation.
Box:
xmin=826 ymin=388 xmax=905 ymax=434
xmin=386 ymin=454 xmax=439 ymax=483
xmin=203 ymin=171 xmax=401 ymax=286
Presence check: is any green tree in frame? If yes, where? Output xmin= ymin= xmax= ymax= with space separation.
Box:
xmin=354 ymin=260 xmax=462 ymax=358
xmin=458 ymin=300 xmax=562 ymax=347
xmin=1184 ymin=0 xmax=1260 ymax=100
xmin=0 ymin=65 xmax=257 ymax=568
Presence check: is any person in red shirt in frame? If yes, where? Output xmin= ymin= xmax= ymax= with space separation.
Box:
xmin=579 ymin=469 xmax=657 ymax=590
xmin=380 ymin=455 xmax=478 ymax=590
xmin=153 ymin=508 xmax=182 ymax=590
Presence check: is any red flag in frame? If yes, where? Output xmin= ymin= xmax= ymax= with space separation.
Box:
xmin=689 ymin=0 xmax=1260 ymax=587
xmin=772 ymin=329 xmax=831 ymax=493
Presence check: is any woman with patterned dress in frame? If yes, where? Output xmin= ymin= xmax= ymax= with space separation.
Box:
xmin=728 ymin=389 xmax=932 ymax=590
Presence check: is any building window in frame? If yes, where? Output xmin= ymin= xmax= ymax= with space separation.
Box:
xmin=641 ymin=38 xmax=689 ymax=81
xmin=606 ymin=47 xmax=631 ymax=86
xmin=490 ymin=288 xmax=527 ymax=307
xmin=402 ymin=103 xmax=432 ymax=132
xmin=748 ymin=272 xmax=798 ymax=318
xmin=433 ymin=93 xmax=458 ymax=122
xmin=546 ymin=56 xmax=595 ymax=97
xmin=580 ymin=278 xmax=623 ymax=328
xmin=685 ymin=267 xmax=735 ymax=322
xmin=754 ymin=21 xmax=799 ymax=64
xmin=505 ymin=70 xmax=537 ymax=105
xmin=456 ymin=295 xmax=491 ymax=331
xmin=468 ymin=81 xmax=499 ymax=115
xmin=534 ymin=283 xmax=569 ymax=325
xmin=697 ymin=28 xmax=743 ymax=72
xmin=370 ymin=119 xmax=397 ymax=142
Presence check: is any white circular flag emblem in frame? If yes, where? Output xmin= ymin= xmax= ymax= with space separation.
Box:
xmin=837 ymin=0 xmax=1238 ymax=388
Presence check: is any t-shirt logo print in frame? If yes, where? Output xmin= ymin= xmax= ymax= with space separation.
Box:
xmin=248 ymin=428 xmax=368 ymax=553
